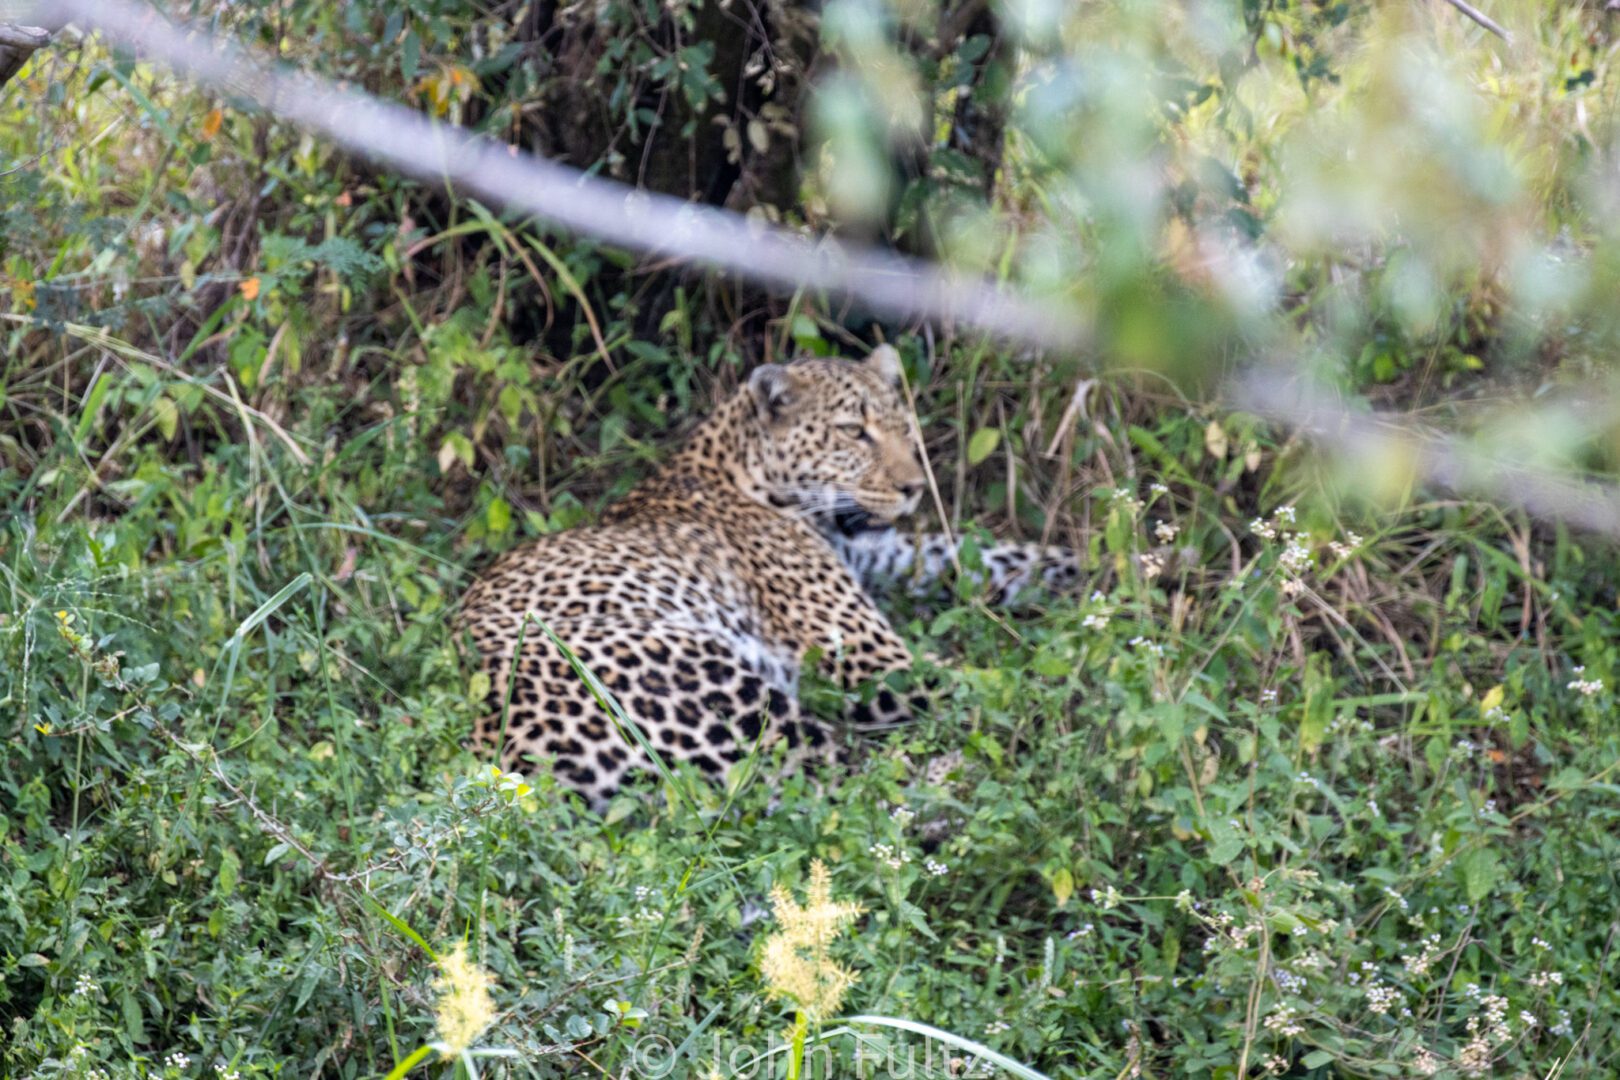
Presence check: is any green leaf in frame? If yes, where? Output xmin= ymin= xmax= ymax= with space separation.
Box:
xmin=1303 ymin=1051 xmax=1335 ymax=1068
xmin=966 ymin=427 xmax=1001 ymax=466
xmin=487 ymin=497 xmax=512 ymax=533
xmin=1460 ymin=846 xmax=1500 ymax=904
xmin=122 ymin=989 xmax=146 ymax=1043
xmin=1208 ymin=837 xmax=1244 ymax=865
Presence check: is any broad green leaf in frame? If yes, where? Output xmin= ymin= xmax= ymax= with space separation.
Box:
xmin=967 ymin=427 xmax=1001 ymax=466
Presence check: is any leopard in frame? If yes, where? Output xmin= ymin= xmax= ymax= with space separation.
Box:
xmin=456 ymin=346 xmax=1080 ymax=805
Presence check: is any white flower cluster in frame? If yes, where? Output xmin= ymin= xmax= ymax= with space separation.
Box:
xmin=1402 ymin=933 xmax=1444 ymax=977
xmin=1153 ymin=520 xmax=1179 ymax=544
xmin=1110 ymin=487 xmax=1144 ymax=515
xmin=1567 ymin=665 xmax=1603 ymax=696
xmin=868 ymin=843 xmax=911 ymax=871
xmin=618 ymin=885 xmax=664 ymax=930
xmin=890 ymin=805 xmax=916 ymax=829
xmin=1279 ymin=538 xmax=1313 ymax=576
xmin=1128 ymin=636 xmax=1165 ymax=657
xmin=165 ymin=1052 xmax=193 ymax=1070
xmin=1274 ymin=967 xmax=1306 ymax=994
xmin=1365 ymin=980 xmax=1402 ymax=1014
xmin=924 ymin=857 xmax=949 ymax=878
xmin=1527 ymin=970 xmax=1564 ymax=988
xmin=1262 ymin=1004 xmax=1304 ymax=1037
xmin=1249 ymin=505 xmax=1295 ymax=540
xmin=73 ymin=973 xmax=97 ymax=997
xmin=1090 ymin=885 xmax=1122 ymax=910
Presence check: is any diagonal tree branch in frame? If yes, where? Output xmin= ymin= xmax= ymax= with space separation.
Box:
xmin=42 ymin=0 xmax=1089 ymax=351
xmin=0 ymin=22 xmax=51 ymax=91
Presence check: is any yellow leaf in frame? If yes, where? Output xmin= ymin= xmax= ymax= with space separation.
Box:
xmin=1051 ymin=866 xmax=1075 ymax=906
xmin=1480 ymin=685 xmax=1504 ymax=714
xmin=239 ymin=276 xmax=261 ymax=301
xmin=153 ymin=396 xmax=178 ymax=441
xmin=1204 ymin=420 xmax=1228 ymax=460
xmin=201 ymin=107 xmax=223 ymax=140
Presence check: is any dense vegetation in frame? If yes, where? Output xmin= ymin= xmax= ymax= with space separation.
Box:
xmin=4 ymin=1 xmax=1620 ymax=1077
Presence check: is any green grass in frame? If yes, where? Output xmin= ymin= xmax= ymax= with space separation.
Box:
xmin=5 ymin=353 xmax=1618 ymax=1078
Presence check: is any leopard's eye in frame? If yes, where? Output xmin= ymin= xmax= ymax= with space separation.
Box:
xmin=838 ymin=422 xmax=869 ymax=441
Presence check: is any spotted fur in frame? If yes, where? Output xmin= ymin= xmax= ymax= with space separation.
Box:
xmin=457 ymin=347 xmax=1079 ymax=804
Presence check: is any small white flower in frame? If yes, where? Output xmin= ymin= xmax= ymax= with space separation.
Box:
xmin=1262 ymin=1004 xmax=1304 ymax=1037
xmin=1067 ymin=923 xmax=1095 ymax=939
xmin=1153 ymin=520 xmax=1179 ymax=543
xmin=1365 ymin=981 xmax=1401 ymax=1014
xmin=73 ymin=973 xmax=97 ymax=997
xmin=867 ymin=842 xmax=911 ymax=871
xmin=1082 ymin=612 xmax=1110 ymax=631
xmin=1090 ymin=885 xmax=1122 ymax=910
xmin=890 ymin=805 xmax=916 ymax=828
xmin=983 ymin=1019 xmax=1010 ymax=1036
xmin=165 ymin=1051 xmax=193 ymax=1070
xmin=924 ymin=857 xmax=949 ymax=878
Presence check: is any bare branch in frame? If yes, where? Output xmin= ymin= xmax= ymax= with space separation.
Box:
xmin=1233 ymin=368 xmax=1620 ymax=535
xmin=1439 ymin=0 xmax=1511 ymax=43
xmin=0 ymin=21 xmax=50 ymax=89
xmin=45 ymin=0 xmax=1089 ymax=351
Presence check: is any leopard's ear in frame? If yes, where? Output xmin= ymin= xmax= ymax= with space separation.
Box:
xmin=748 ymin=364 xmax=797 ymax=421
xmin=867 ymin=344 xmax=902 ymax=386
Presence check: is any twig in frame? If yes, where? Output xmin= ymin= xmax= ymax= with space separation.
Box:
xmin=1439 ymin=0 xmax=1511 ymax=42
xmin=1232 ymin=368 xmax=1620 ymax=536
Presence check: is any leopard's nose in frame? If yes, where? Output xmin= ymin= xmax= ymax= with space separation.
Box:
xmin=898 ymin=483 xmax=922 ymax=500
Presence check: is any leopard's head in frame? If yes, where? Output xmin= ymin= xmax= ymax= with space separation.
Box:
xmin=740 ymin=346 xmax=927 ymax=536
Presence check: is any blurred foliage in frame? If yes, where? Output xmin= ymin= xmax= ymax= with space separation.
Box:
xmin=4 ymin=0 xmax=1620 ymax=1078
